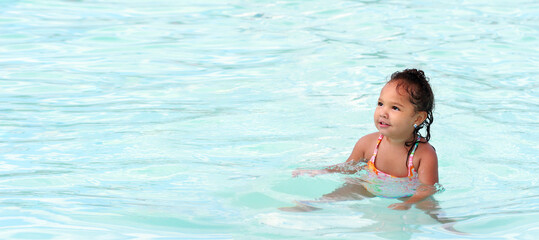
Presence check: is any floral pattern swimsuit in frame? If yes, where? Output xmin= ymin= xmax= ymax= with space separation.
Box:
xmin=361 ymin=134 xmax=422 ymax=198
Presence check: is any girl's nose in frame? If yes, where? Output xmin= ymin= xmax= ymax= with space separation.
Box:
xmin=379 ymin=108 xmax=388 ymax=118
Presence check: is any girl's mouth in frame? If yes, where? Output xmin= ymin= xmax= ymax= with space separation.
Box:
xmin=379 ymin=121 xmax=390 ymax=127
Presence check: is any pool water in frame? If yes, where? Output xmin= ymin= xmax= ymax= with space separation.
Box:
xmin=1 ymin=0 xmax=538 ymax=239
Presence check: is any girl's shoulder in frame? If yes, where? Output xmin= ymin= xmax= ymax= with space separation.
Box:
xmin=356 ymin=132 xmax=380 ymax=151
xmin=358 ymin=132 xmax=380 ymax=144
xmin=414 ymin=139 xmax=439 ymax=184
xmin=348 ymin=132 xmax=380 ymax=162
xmin=418 ymin=138 xmax=436 ymax=152
xmin=416 ymin=139 xmax=438 ymax=162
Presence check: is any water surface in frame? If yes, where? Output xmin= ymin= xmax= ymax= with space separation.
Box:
xmin=1 ymin=0 xmax=538 ymax=239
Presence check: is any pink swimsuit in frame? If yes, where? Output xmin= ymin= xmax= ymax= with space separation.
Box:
xmin=361 ymin=134 xmax=422 ymax=198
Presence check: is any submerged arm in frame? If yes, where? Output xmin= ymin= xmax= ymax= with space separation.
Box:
xmin=389 ymin=147 xmax=439 ymax=210
xmin=388 ymin=184 xmax=438 ymax=210
xmin=293 ymin=136 xmax=370 ymax=177
xmin=292 ymin=158 xmax=366 ymax=177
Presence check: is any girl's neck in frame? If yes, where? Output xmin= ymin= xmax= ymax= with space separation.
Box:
xmin=382 ymin=133 xmax=414 ymax=146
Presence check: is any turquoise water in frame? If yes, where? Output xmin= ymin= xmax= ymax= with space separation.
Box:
xmin=1 ymin=0 xmax=538 ymax=239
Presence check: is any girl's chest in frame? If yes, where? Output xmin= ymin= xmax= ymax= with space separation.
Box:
xmin=371 ymin=146 xmax=413 ymax=177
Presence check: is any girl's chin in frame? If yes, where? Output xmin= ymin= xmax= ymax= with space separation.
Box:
xmin=376 ymin=125 xmax=390 ymax=132
xmin=377 ymin=128 xmax=397 ymax=137
xmin=377 ymin=130 xmax=414 ymax=140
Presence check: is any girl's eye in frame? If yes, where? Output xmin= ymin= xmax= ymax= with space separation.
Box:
xmin=377 ymin=102 xmax=383 ymax=106
xmin=392 ymin=106 xmax=400 ymax=111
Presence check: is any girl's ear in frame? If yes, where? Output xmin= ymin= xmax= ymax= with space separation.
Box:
xmin=415 ymin=111 xmax=427 ymax=126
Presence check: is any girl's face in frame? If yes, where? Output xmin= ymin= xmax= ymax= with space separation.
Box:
xmin=374 ymin=81 xmax=425 ymax=140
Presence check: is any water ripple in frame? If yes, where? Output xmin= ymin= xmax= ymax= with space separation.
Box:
xmin=1 ymin=0 xmax=538 ymax=239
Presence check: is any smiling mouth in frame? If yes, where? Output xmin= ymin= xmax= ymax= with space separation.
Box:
xmin=379 ymin=121 xmax=390 ymax=127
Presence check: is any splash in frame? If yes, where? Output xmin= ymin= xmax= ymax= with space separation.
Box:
xmin=339 ymin=163 xmax=446 ymax=198
xmin=323 ymin=159 xmax=368 ymax=174
xmin=313 ymin=159 xmax=445 ymax=197
xmin=414 ymin=182 xmax=445 ymax=195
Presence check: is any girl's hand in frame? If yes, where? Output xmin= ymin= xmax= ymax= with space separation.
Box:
xmin=388 ymin=202 xmax=412 ymax=210
xmin=292 ymin=169 xmax=328 ymax=177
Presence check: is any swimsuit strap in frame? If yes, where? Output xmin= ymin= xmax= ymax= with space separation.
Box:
xmin=371 ymin=134 xmax=421 ymax=178
xmin=372 ymin=134 xmax=384 ymax=158
xmin=370 ymin=134 xmax=384 ymax=163
xmin=407 ymin=135 xmax=421 ymax=176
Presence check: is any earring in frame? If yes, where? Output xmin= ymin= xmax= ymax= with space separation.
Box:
xmin=413 ymin=124 xmax=418 ymax=128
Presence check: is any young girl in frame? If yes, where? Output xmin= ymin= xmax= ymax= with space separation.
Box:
xmin=290 ymin=69 xmax=438 ymax=211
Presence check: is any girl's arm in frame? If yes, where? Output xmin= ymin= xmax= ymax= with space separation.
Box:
xmin=292 ymin=158 xmax=367 ymax=177
xmin=388 ymin=145 xmax=439 ymax=210
xmin=293 ymin=134 xmax=374 ymax=177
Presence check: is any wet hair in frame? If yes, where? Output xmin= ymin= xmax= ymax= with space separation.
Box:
xmin=388 ymin=69 xmax=435 ymax=160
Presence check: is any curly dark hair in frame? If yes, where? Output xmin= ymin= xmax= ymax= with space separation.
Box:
xmin=388 ymin=69 xmax=435 ymax=160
